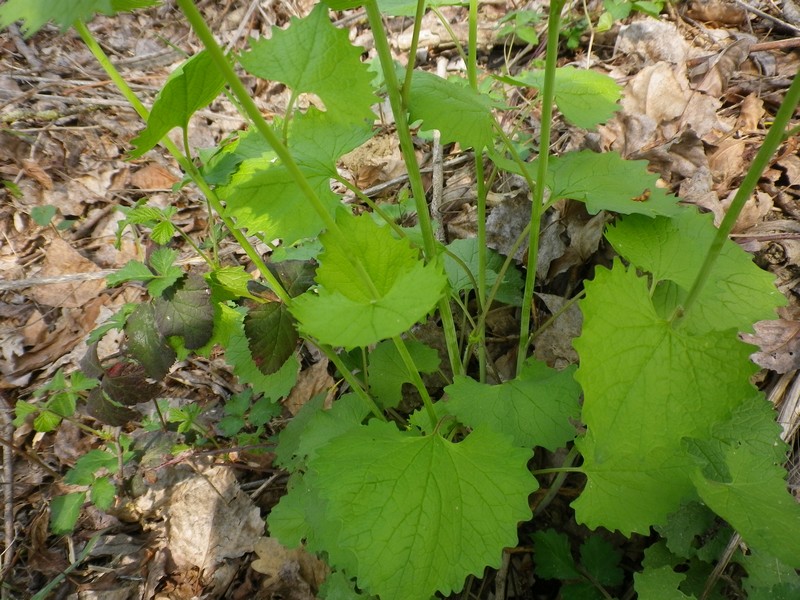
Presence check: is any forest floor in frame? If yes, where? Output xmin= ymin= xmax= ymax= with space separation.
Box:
xmin=1 ymin=0 xmax=800 ymax=598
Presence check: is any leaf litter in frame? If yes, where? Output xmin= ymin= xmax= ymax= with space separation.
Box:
xmin=0 ymin=0 xmax=799 ymax=598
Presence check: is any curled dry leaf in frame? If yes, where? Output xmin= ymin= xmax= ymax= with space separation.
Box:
xmin=743 ymin=319 xmax=800 ymax=373
xmin=686 ymin=0 xmax=747 ymax=25
xmin=165 ymin=465 xmax=264 ymax=572
xmin=690 ymin=38 xmax=752 ymax=97
xmin=21 ymin=158 xmax=53 ymax=189
xmin=130 ymin=163 xmax=180 ymax=190
xmin=283 ymin=358 xmax=334 ymax=416
xmin=251 ymin=536 xmax=328 ymax=597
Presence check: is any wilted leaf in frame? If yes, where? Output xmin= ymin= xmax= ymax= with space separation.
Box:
xmin=244 ymin=302 xmax=299 ymax=375
xmin=125 ymin=303 xmax=176 ymax=379
xmin=154 ymin=273 xmax=214 ymax=349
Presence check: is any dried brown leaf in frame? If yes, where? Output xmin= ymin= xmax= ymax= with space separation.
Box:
xmin=283 ymin=358 xmax=334 ymax=416
xmin=30 ymin=238 xmax=106 ymax=308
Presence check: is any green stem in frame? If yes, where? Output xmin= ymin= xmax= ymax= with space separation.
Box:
xmin=31 ymin=530 xmax=106 ymax=600
xmin=365 ymin=0 xmax=462 ymax=376
xmin=467 ymin=0 xmax=479 ymax=89
xmin=174 ymin=0 xmax=384 ymax=300
xmin=468 ymin=0 xmax=487 ymax=381
xmin=675 ymin=72 xmax=800 ymax=324
xmin=321 ymin=347 xmax=386 ymax=421
xmin=530 ymin=466 xmax=583 ymax=476
xmin=401 ymin=0 xmax=428 ymax=104
xmin=393 ymin=336 xmax=438 ymax=427
xmin=533 ymin=445 xmax=580 ymax=517
xmin=73 ymin=20 xmax=290 ymax=303
xmin=517 ymin=0 xmax=564 ymax=374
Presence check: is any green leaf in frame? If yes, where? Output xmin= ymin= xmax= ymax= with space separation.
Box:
xmin=90 ymin=476 xmax=116 ymax=511
xmin=268 ymin=472 xmax=326 ymax=548
xmin=531 ymin=529 xmax=580 ymax=580
xmin=655 ymin=501 xmax=718 ymax=559
xmin=13 ymin=400 xmax=37 ymax=427
xmin=291 ymin=212 xmax=447 ymax=349
xmin=218 ymin=415 xmax=245 ymax=437
xmin=407 ymin=71 xmax=494 ymax=150
xmin=274 ymin=394 xmax=369 ymax=471
xmin=239 ymin=4 xmax=376 ymax=123
xmin=147 ymin=249 xmax=184 ymax=297
xmin=444 ymin=238 xmax=524 ymax=306
xmin=244 ymin=302 xmax=298 ymax=375
xmin=580 ymin=536 xmax=624 ymax=586
xmin=106 ymin=260 xmax=155 ymax=287
xmin=154 ymin=273 xmax=214 ymax=349
xmin=502 ymin=67 xmax=621 ymax=129
xmin=318 ymin=570 xmax=377 ymax=600
xmin=445 ymin=360 xmax=580 ymax=450
xmin=31 ymin=205 xmax=57 ymax=226
xmin=50 ymin=492 xmax=87 ymax=534
xmin=248 ymin=396 xmax=281 ymax=426
xmin=367 ymin=340 xmax=440 ymax=409
xmin=148 ymin=247 xmax=178 ymax=275
xmin=218 ymin=303 xmax=299 ymax=398
xmin=544 ymin=150 xmax=681 ymax=217
xmin=606 ymin=210 xmax=786 ymax=334
xmin=739 ymin=549 xmax=800 ymax=600
xmin=291 ymin=108 xmax=375 ymax=173
xmin=49 ymin=391 xmax=77 ymax=418
xmin=572 ymin=262 xmax=758 ymax=535
xmin=309 ymin=422 xmax=535 ymax=600
xmin=125 ymin=303 xmax=176 ymax=379
xmin=130 ymin=50 xmax=226 ymax=157
xmin=0 ymin=0 xmax=157 ymax=37
xmin=269 ymin=260 xmax=317 ymax=298
xmin=690 ymin=444 xmax=800 ymax=568
xmin=219 ymin=156 xmax=340 ymax=245
xmin=150 ymin=220 xmax=176 ymax=245
xmin=216 ymin=113 xmax=371 ymax=245
xmin=64 ymin=449 xmax=117 ymax=485
xmin=208 ymin=266 xmax=255 ymax=300
xmin=634 ymin=565 xmax=693 ymax=599
xmin=33 ymin=410 xmax=63 ymax=433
